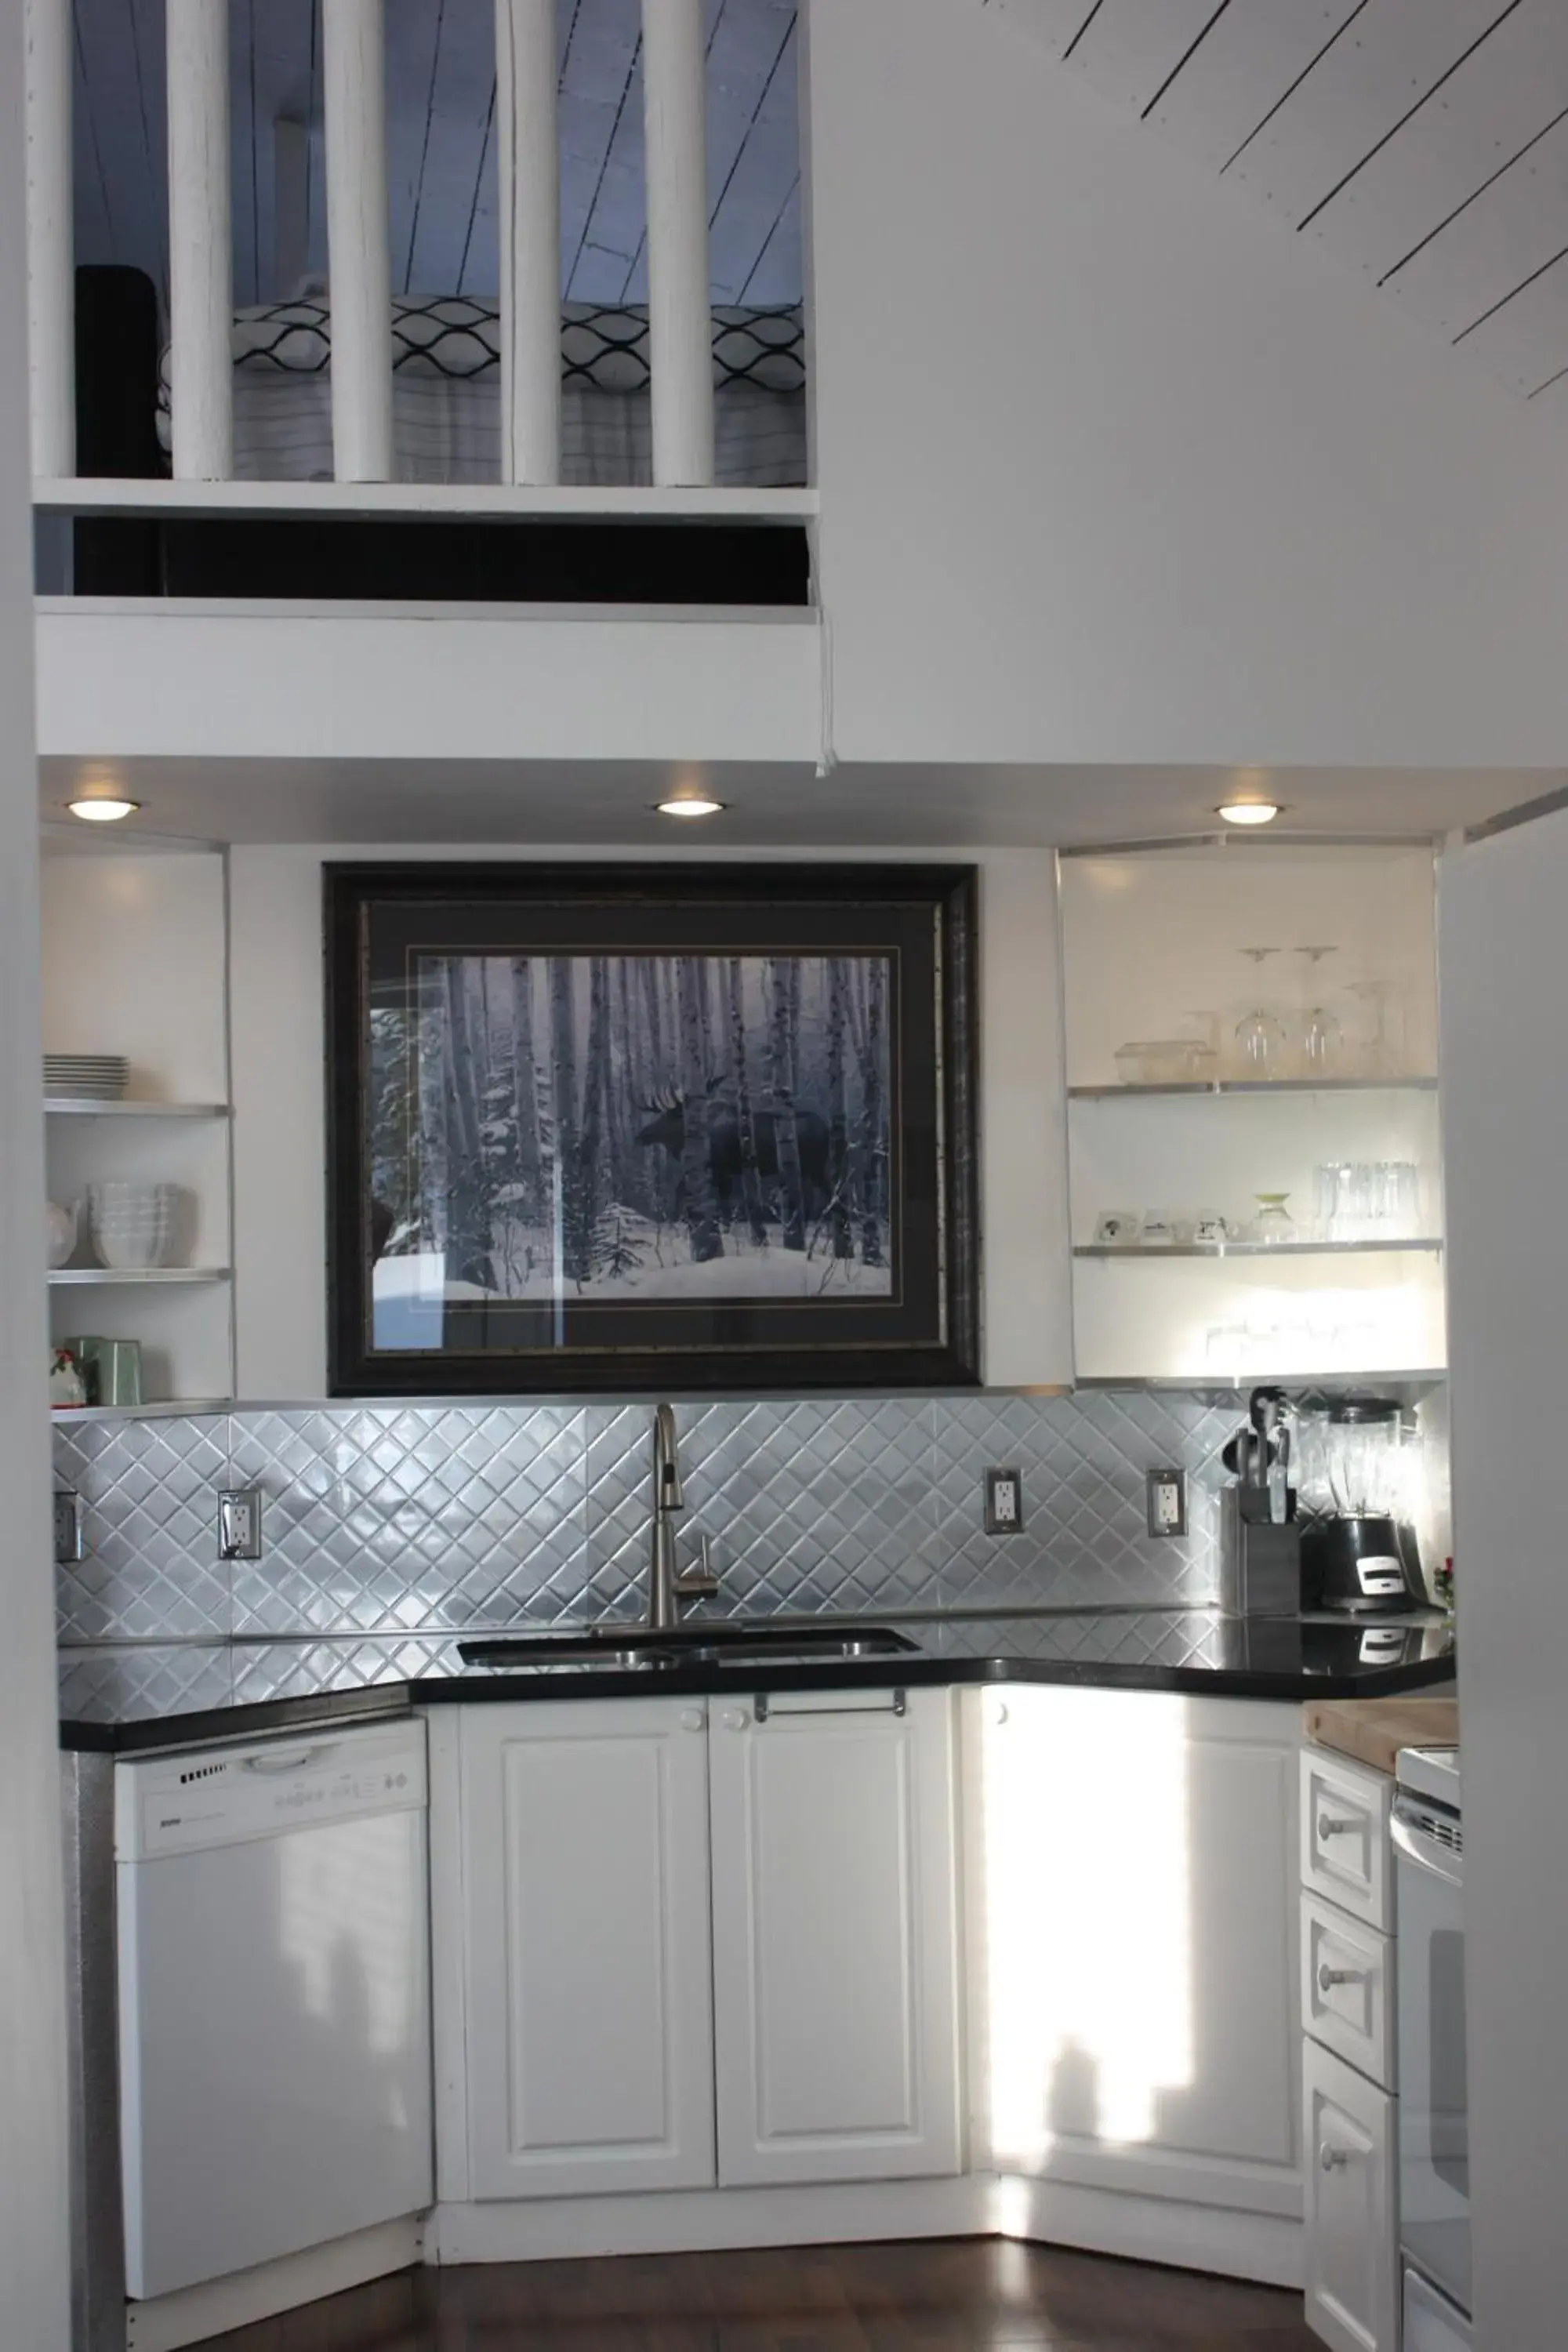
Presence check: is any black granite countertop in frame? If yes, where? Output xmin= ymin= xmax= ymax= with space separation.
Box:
xmin=58 ymin=1607 xmax=1457 ymax=1755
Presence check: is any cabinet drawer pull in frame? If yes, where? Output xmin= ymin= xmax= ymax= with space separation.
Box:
xmin=1319 ymin=2143 xmax=1352 ymax=2172
xmin=1317 ymin=1813 xmax=1360 ymax=1841
xmin=754 ymin=1690 xmax=906 ymax=1725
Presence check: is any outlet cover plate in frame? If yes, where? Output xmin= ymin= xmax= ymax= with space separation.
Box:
xmin=218 ymin=1489 xmax=265 ymax=1562
xmin=53 ymin=1489 xmax=83 ymax=1566
xmin=1146 ymin=1468 xmax=1188 ymax=1539
xmin=984 ymin=1467 xmax=1025 ymax=1535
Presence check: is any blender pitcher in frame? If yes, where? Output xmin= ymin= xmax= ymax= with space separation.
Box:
xmin=1300 ymin=1397 xmax=1422 ymax=1613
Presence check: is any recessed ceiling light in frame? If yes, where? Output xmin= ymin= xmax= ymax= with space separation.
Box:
xmin=654 ymin=793 xmax=727 ymax=819
xmin=67 ymin=796 xmax=141 ymax=823
xmin=1216 ymin=800 xmax=1282 ymax=827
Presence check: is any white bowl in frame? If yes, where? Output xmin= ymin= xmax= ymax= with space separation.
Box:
xmin=88 ymin=1182 xmax=183 ymax=1270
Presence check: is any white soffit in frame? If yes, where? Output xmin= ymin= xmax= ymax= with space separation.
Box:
xmin=34 ymin=754 xmax=1561 ymax=849
xmin=988 ymin=0 xmax=1568 ymax=405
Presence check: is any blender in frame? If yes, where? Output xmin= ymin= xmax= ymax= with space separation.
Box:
xmin=1299 ymin=1396 xmax=1423 ymax=1613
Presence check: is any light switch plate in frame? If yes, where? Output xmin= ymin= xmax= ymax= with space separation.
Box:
xmin=1146 ymin=1468 xmax=1187 ymax=1538
xmin=984 ymin=1467 xmax=1024 ymax=1534
xmin=218 ymin=1488 xmax=265 ymax=1561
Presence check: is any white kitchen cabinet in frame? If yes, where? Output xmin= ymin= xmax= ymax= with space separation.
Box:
xmin=707 ymin=1686 xmax=961 ymax=2187
xmin=1303 ymin=2038 xmax=1399 ymax=2352
xmin=459 ymin=1697 xmax=716 ymax=2200
xmin=970 ymin=1686 xmax=1301 ymax=2217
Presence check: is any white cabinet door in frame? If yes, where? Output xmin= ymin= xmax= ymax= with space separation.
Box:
xmin=1304 ymin=2039 xmax=1399 ymax=2352
xmin=461 ymin=1697 xmax=715 ymax=2200
xmin=708 ymin=1686 xmax=961 ymax=2187
xmin=972 ymin=1686 xmax=1301 ymax=2216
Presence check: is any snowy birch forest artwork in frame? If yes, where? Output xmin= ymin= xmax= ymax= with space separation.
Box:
xmin=369 ymin=953 xmax=895 ymax=1311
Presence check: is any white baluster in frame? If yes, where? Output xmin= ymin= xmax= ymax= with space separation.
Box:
xmin=495 ymin=0 xmax=561 ymax=485
xmin=25 ymin=0 xmax=73 ymax=477
xmin=166 ymin=0 xmax=234 ymax=481
xmin=323 ymin=0 xmax=394 ymax=483
xmin=641 ymin=0 xmax=714 ymax=488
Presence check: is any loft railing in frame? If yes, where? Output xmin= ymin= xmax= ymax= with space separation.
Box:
xmin=24 ymin=0 xmax=771 ymax=502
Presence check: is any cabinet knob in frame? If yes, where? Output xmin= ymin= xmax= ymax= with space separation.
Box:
xmin=680 ymin=1708 xmax=704 ymax=1733
xmin=1317 ymin=1814 xmax=1357 ymax=1842
xmin=1317 ymin=1962 xmax=1364 ymax=1994
xmin=720 ymin=1708 xmax=750 ymax=1733
xmin=1319 ymin=2143 xmax=1352 ymax=2172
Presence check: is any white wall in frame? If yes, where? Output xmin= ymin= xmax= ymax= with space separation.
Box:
xmin=807 ymin=0 xmax=1568 ymax=768
xmin=230 ymin=843 xmax=1070 ymax=1397
xmin=0 ymin=0 xmax=73 ymax=2337
xmin=34 ymin=604 xmax=822 ymax=765
xmin=1439 ymin=811 xmax=1568 ymax=2351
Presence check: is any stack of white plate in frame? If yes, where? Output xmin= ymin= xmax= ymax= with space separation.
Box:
xmin=44 ymin=1054 xmax=129 ymax=1101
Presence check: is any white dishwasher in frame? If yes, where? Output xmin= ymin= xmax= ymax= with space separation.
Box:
xmin=115 ymin=1717 xmax=433 ymax=2303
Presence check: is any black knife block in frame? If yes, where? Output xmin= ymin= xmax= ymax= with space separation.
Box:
xmin=1219 ymin=1486 xmax=1302 ymax=1618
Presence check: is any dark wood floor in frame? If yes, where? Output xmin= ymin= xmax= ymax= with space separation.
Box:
xmin=187 ymin=2238 xmax=1318 ymax=2351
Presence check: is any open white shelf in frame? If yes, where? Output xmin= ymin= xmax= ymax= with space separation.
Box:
xmin=44 ymin=1098 xmax=230 ymax=1118
xmin=1075 ymin=1240 xmax=1443 ymax=1261
xmin=51 ymin=1396 xmax=234 ymax=1422
xmin=49 ymin=1267 xmax=231 ymax=1286
xmin=1068 ymin=1077 xmax=1439 ymax=1100
xmin=1074 ymin=1371 xmax=1445 ymax=1392
xmin=42 ymin=848 xmax=236 ymax=1410
xmin=1058 ymin=844 xmax=1446 ymax=1381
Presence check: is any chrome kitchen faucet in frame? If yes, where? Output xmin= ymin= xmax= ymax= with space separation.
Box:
xmin=648 ymin=1402 xmax=719 ymax=1628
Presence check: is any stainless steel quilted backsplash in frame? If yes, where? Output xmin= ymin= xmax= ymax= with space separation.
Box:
xmin=53 ymin=1392 xmax=1265 ymax=1650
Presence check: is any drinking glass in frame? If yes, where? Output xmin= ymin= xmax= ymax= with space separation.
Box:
xmin=1234 ymin=949 xmax=1287 ymax=1080
xmin=1315 ymin=1162 xmax=1353 ymax=1241
xmin=1297 ymin=947 xmax=1341 ymax=1078
xmin=1250 ymin=1192 xmax=1296 ymax=1247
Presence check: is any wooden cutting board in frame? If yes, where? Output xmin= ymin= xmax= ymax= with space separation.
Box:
xmin=1303 ymin=1695 xmax=1459 ymax=1779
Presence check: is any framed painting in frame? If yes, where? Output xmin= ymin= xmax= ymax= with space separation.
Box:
xmin=325 ymin=863 xmax=979 ymax=1393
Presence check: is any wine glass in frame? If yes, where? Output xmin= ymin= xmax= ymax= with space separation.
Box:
xmin=1296 ymin=946 xmax=1341 ymax=1078
xmin=1234 ymin=949 xmax=1286 ymax=1080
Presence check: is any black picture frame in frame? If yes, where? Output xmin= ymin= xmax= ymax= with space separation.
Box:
xmin=325 ymin=862 xmax=980 ymax=1396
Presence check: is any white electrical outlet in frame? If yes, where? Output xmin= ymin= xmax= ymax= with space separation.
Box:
xmin=984 ymin=1468 xmax=1024 ymax=1534
xmin=1146 ymin=1468 xmax=1187 ymax=1538
xmin=218 ymin=1488 xmax=265 ymax=1561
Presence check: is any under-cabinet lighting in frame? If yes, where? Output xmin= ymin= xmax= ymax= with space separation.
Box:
xmin=654 ymin=793 xmax=728 ymax=819
xmin=1215 ymin=800 xmax=1282 ymax=827
xmin=67 ymin=796 xmax=141 ymax=823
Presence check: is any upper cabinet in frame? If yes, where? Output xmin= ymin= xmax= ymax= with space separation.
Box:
xmin=1058 ymin=845 xmax=1444 ymax=1385
xmin=41 ymin=847 xmax=235 ymax=1414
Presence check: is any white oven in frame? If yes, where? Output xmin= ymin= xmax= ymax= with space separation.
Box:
xmin=1394 ymin=1744 xmax=1470 ymax=2348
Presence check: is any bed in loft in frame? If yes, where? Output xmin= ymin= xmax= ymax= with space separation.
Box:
xmin=156 ymin=296 xmax=808 ymax=488
xmin=70 ymin=267 xmax=810 ymax=602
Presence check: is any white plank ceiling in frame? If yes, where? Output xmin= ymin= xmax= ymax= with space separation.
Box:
xmin=69 ymin=0 xmax=801 ymax=313
xmin=989 ymin=0 xmax=1568 ymax=402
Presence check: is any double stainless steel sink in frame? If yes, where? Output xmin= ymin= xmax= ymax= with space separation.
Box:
xmin=457 ymin=1621 xmax=922 ymax=1671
